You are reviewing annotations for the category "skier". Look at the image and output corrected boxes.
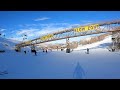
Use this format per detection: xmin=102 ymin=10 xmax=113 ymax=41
xmin=87 ymin=48 xmax=89 ymax=54
xmin=43 ymin=49 xmax=45 ymax=52
xmin=24 ymin=51 xmax=26 ymax=54
xmin=45 ymin=49 xmax=47 ymax=53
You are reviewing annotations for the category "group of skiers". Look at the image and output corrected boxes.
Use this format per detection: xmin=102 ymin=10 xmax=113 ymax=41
xmin=24 ymin=50 xmax=38 ymax=55
xmin=23 ymin=48 xmax=89 ymax=55
xmin=43 ymin=49 xmax=48 ymax=53
xmin=24 ymin=49 xmax=48 ymax=56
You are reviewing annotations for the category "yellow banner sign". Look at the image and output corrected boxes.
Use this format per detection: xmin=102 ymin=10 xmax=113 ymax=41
xmin=40 ymin=34 xmax=53 ymax=41
xmin=74 ymin=24 xmax=99 ymax=32
xmin=25 ymin=41 xmax=31 ymax=44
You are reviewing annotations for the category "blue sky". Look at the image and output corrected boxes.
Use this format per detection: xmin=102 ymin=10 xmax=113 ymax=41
xmin=0 ymin=11 xmax=120 ymax=43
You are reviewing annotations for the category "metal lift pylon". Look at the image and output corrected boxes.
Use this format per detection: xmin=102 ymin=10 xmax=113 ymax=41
xmin=66 ymin=38 xmax=70 ymax=53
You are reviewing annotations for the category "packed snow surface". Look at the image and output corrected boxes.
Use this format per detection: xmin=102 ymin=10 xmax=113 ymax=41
xmin=0 ymin=36 xmax=120 ymax=79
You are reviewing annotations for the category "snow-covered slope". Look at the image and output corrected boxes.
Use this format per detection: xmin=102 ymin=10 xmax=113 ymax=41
xmin=75 ymin=35 xmax=112 ymax=50
xmin=0 ymin=37 xmax=20 ymax=51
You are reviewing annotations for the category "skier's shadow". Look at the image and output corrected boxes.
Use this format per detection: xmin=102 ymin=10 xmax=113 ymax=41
xmin=73 ymin=62 xmax=85 ymax=79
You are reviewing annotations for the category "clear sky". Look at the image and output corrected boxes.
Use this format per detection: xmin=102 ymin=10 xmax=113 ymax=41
xmin=0 ymin=11 xmax=120 ymax=43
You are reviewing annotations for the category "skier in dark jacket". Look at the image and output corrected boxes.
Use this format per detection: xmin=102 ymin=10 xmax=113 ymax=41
xmin=43 ymin=49 xmax=45 ymax=52
xmin=24 ymin=51 xmax=26 ymax=54
xmin=87 ymin=48 xmax=89 ymax=54
xmin=46 ymin=49 xmax=48 ymax=53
